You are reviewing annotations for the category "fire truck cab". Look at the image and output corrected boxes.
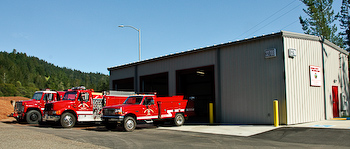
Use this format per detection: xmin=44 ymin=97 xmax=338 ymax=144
xmin=9 ymin=89 xmax=65 ymax=124
xmin=102 ymin=94 xmax=191 ymax=132
xmin=42 ymin=86 xmax=133 ymax=128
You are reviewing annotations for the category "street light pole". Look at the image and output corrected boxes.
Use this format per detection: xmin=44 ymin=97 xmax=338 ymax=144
xmin=118 ymin=25 xmax=141 ymax=61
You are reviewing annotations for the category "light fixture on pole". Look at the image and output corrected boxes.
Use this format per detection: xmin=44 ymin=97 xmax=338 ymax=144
xmin=118 ymin=25 xmax=141 ymax=61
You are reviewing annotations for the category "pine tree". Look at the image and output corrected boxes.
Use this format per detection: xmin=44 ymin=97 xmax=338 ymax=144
xmin=339 ymin=0 xmax=350 ymax=51
xmin=299 ymin=0 xmax=344 ymax=47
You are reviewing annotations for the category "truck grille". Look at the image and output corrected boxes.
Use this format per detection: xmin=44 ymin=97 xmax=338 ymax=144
xmin=14 ymin=102 xmax=24 ymax=112
xmin=45 ymin=103 xmax=53 ymax=111
xmin=103 ymin=109 xmax=115 ymax=116
xmin=93 ymin=99 xmax=103 ymax=116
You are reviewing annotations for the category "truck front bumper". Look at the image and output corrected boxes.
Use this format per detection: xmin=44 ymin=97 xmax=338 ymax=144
xmin=101 ymin=115 xmax=124 ymax=122
xmin=8 ymin=112 xmax=24 ymax=120
xmin=42 ymin=114 xmax=60 ymax=122
xmin=8 ymin=113 xmax=15 ymax=117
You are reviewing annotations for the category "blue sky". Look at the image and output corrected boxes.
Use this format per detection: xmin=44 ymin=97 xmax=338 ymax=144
xmin=0 ymin=0 xmax=343 ymax=75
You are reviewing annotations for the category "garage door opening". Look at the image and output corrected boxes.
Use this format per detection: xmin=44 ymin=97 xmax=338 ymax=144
xmin=176 ymin=65 xmax=215 ymax=123
xmin=140 ymin=72 xmax=169 ymax=96
xmin=113 ymin=77 xmax=134 ymax=91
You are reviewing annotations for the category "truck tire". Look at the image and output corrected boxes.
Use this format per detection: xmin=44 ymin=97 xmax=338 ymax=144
xmin=26 ymin=110 xmax=41 ymax=124
xmin=123 ymin=116 xmax=136 ymax=132
xmin=174 ymin=113 xmax=185 ymax=126
xmin=60 ymin=113 xmax=76 ymax=128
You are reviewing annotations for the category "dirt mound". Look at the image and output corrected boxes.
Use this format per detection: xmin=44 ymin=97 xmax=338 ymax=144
xmin=0 ymin=96 xmax=30 ymax=120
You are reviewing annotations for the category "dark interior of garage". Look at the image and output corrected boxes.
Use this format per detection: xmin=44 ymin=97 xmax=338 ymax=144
xmin=176 ymin=65 xmax=215 ymax=123
xmin=140 ymin=72 xmax=169 ymax=96
xmin=113 ymin=77 xmax=134 ymax=91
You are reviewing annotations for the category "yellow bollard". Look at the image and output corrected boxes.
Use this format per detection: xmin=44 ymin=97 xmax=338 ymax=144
xmin=209 ymin=103 xmax=214 ymax=124
xmin=273 ymin=100 xmax=279 ymax=127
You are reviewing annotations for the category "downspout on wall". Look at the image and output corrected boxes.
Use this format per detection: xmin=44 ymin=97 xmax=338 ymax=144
xmin=134 ymin=65 xmax=139 ymax=92
xmin=216 ymin=48 xmax=222 ymax=123
xmin=321 ymin=36 xmax=328 ymax=120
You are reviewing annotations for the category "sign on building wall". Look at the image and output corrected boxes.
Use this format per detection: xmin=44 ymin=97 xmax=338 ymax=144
xmin=265 ymin=48 xmax=277 ymax=58
xmin=265 ymin=48 xmax=277 ymax=59
xmin=310 ymin=65 xmax=322 ymax=87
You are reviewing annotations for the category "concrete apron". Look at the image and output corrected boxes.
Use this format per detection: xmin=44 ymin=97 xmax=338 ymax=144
xmin=158 ymin=119 xmax=350 ymax=137
xmin=158 ymin=125 xmax=277 ymax=137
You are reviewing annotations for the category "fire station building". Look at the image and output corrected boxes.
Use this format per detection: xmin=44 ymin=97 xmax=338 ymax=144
xmin=108 ymin=31 xmax=349 ymax=125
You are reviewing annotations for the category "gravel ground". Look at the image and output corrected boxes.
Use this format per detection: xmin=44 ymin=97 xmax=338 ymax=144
xmin=0 ymin=96 xmax=29 ymax=120
xmin=0 ymin=122 xmax=108 ymax=149
xmin=1 ymin=120 xmax=348 ymax=149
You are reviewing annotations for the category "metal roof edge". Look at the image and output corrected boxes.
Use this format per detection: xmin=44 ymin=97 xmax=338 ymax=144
xmin=109 ymin=31 xmax=349 ymax=71
xmin=281 ymin=30 xmax=349 ymax=55
xmin=107 ymin=47 xmax=210 ymax=71
xmin=108 ymin=32 xmax=283 ymax=71
xmin=280 ymin=30 xmax=319 ymax=41
xmin=323 ymin=40 xmax=349 ymax=55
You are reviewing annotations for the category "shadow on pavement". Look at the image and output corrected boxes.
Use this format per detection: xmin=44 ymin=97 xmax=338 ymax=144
xmin=83 ymin=124 xmax=159 ymax=132
xmin=2 ymin=121 xmax=18 ymax=124
xmin=251 ymin=127 xmax=350 ymax=146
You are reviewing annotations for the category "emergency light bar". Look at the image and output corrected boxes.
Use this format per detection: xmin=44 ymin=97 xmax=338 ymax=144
xmin=71 ymin=86 xmax=86 ymax=90
xmin=132 ymin=92 xmax=157 ymax=96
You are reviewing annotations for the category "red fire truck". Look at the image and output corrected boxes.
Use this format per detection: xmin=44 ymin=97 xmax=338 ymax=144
xmin=42 ymin=86 xmax=134 ymax=128
xmin=9 ymin=89 xmax=65 ymax=124
xmin=101 ymin=94 xmax=192 ymax=132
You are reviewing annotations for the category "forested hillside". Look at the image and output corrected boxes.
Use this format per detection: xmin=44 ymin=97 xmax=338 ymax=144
xmin=0 ymin=50 xmax=109 ymax=97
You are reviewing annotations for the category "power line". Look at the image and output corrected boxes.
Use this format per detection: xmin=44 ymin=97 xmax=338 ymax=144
xmin=235 ymin=0 xmax=301 ymax=39
xmin=234 ymin=0 xmax=297 ymax=40
xmin=281 ymin=15 xmax=307 ymax=30
xmin=244 ymin=2 xmax=303 ymax=39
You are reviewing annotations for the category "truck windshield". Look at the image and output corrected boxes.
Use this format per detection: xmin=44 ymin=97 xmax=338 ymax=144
xmin=62 ymin=92 xmax=77 ymax=101
xmin=123 ymin=96 xmax=143 ymax=105
xmin=32 ymin=93 xmax=43 ymax=101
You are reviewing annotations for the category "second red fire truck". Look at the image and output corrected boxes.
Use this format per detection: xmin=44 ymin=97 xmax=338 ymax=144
xmin=42 ymin=86 xmax=134 ymax=128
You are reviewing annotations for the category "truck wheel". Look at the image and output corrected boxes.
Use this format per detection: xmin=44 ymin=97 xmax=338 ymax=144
xmin=26 ymin=110 xmax=41 ymax=124
xmin=123 ymin=116 xmax=136 ymax=132
xmin=60 ymin=113 xmax=76 ymax=128
xmin=174 ymin=113 xmax=185 ymax=126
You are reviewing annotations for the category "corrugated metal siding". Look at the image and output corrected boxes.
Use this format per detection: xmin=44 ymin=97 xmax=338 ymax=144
xmin=137 ymin=50 xmax=216 ymax=76
xmin=323 ymin=43 xmax=350 ymax=118
xmin=109 ymin=66 xmax=135 ymax=89
xmin=109 ymin=31 xmax=349 ymax=125
xmin=220 ymin=36 xmax=285 ymax=124
xmin=283 ymin=37 xmax=324 ymax=124
xmin=342 ymin=54 xmax=350 ymax=116
xmin=138 ymin=50 xmax=216 ymax=96
xmin=110 ymin=50 xmax=216 ymax=96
